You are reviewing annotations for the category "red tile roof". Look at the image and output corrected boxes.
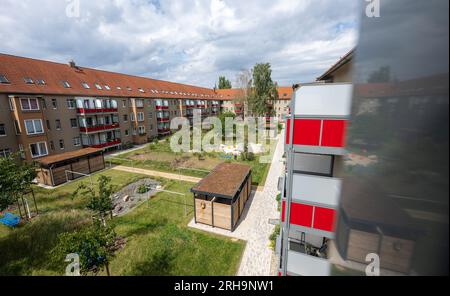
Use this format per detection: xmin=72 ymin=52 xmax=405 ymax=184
xmin=0 ymin=53 xmax=220 ymax=99
xmin=216 ymin=86 xmax=293 ymax=101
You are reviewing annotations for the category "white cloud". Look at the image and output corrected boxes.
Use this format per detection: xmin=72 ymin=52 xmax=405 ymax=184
xmin=0 ymin=0 xmax=360 ymax=87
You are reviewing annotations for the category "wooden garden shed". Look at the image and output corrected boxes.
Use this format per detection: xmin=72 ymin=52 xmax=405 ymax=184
xmin=191 ymin=163 xmax=252 ymax=231
xmin=36 ymin=148 xmax=105 ymax=187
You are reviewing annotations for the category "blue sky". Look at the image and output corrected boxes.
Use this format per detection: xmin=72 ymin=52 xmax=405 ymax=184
xmin=0 ymin=0 xmax=360 ymax=88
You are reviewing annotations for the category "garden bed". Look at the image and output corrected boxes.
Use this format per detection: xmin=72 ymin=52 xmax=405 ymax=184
xmin=112 ymin=179 xmax=161 ymax=217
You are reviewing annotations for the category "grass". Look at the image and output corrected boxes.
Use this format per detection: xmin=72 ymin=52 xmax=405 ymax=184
xmin=0 ymin=169 xmax=245 ymax=276
xmin=109 ymin=135 xmax=276 ymax=186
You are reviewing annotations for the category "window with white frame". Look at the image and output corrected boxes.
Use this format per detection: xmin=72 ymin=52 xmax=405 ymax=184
xmin=0 ymin=75 xmax=10 ymax=84
xmin=82 ymin=82 xmax=90 ymax=89
xmin=36 ymin=79 xmax=46 ymax=85
xmin=95 ymin=83 xmax=102 ymax=90
xmin=73 ymin=137 xmax=81 ymax=147
xmin=61 ymin=81 xmax=71 ymax=88
xmin=137 ymin=112 xmax=144 ymax=122
xmin=30 ymin=142 xmax=48 ymax=158
xmin=104 ymin=85 xmax=111 ymax=90
xmin=59 ymin=139 xmax=65 ymax=150
xmin=55 ymin=119 xmax=61 ymax=130
xmin=70 ymin=118 xmax=78 ymax=128
xmin=130 ymin=113 xmax=136 ymax=122
xmin=20 ymin=98 xmax=39 ymax=111
xmin=138 ymin=126 xmax=145 ymax=135
xmin=24 ymin=119 xmax=44 ymax=135
xmin=0 ymin=124 xmax=6 ymax=136
xmin=67 ymin=99 xmax=76 ymax=109
xmin=23 ymin=77 xmax=34 ymax=84
xmin=0 ymin=148 xmax=11 ymax=158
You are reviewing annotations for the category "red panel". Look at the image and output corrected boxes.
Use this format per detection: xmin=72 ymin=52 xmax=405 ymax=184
xmin=286 ymin=119 xmax=291 ymax=144
xmin=313 ymin=207 xmax=336 ymax=232
xmin=293 ymin=119 xmax=321 ymax=146
xmin=281 ymin=200 xmax=286 ymax=222
xmin=321 ymin=120 xmax=347 ymax=148
xmin=290 ymin=202 xmax=314 ymax=227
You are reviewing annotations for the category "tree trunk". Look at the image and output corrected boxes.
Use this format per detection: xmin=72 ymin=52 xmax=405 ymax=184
xmin=105 ymin=263 xmax=111 ymax=276
xmin=31 ymin=188 xmax=39 ymax=215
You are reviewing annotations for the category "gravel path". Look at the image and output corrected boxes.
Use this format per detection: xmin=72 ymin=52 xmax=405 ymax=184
xmin=112 ymin=165 xmax=202 ymax=183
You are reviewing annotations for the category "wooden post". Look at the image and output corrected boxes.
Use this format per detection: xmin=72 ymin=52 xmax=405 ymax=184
xmin=31 ymin=188 xmax=39 ymax=215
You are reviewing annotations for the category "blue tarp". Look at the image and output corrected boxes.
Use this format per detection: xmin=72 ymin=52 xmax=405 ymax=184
xmin=0 ymin=213 xmax=20 ymax=228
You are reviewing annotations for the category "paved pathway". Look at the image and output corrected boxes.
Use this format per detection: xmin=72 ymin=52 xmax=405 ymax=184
xmin=188 ymin=133 xmax=285 ymax=276
xmin=112 ymin=165 xmax=202 ymax=183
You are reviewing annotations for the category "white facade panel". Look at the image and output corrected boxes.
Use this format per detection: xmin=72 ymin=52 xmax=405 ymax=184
xmin=294 ymin=84 xmax=353 ymax=117
xmin=287 ymin=251 xmax=331 ymax=276
xmin=291 ymin=174 xmax=342 ymax=207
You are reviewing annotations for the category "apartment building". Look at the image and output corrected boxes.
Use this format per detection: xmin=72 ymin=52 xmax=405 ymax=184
xmin=216 ymin=87 xmax=292 ymax=121
xmin=0 ymin=53 xmax=224 ymax=162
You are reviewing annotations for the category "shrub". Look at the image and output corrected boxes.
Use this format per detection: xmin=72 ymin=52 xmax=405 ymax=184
xmin=137 ymin=184 xmax=149 ymax=194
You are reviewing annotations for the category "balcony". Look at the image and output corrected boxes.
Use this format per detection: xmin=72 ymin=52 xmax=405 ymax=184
xmin=77 ymin=107 xmax=118 ymax=114
xmin=157 ymin=117 xmax=170 ymax=123
xmin=88 ymin=139 xmax=122 ymax=149
xmin=155 ymin=105 xmax=169 ymax=110
xmin=79 ymin=123 xmax=120 ymax=133
xmin=286 ymin=250 xmax=330 ymax=276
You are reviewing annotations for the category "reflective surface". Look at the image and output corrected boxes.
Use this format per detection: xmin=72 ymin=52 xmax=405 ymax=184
xmin=337 ymin=0 xmax=449 ymax=275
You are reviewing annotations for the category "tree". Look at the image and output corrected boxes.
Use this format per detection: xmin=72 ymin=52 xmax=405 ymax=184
xmin=217 ymin=111 xmax=236 ymax=138
xmin=73 ymin=176 xmax=115 ymax=225
xmin=52 ymin=221 xmax=117 ymax=276
xmin=248 ymin=63 xmax=279 ymax=116
xmin=218 ymin=76 xmax=232 ymax=89
xmin=235 ymin=69 xmax=253 ymax=116
xmin=0 ymin=153 xmax=37 ymax=213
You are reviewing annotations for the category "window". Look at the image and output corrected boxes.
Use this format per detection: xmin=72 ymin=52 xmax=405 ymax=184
xmin=138 ymin=88 xmax=145 ymax=93
xmin=293 ymin=153 xmax=334 ymax=177
xmin=24 ymin=119 xmax=44 ymax=135
xmin=122 ymin=100 xmax=127 ymax=108
xmin=127 ymin=87 xmax=132 ymax=91
xmin=73 ymin=137 xmax=81 ymax=147
xmin=138 ymin=126 xmax=146 ymax=135
xmin=130 ymin=113 xmax=136 ymax=122
xmin=104 ymin=85 xmax=111 ymax=90
xmin=23 ymin=77 xmax=34 ymax=84
xmin=70 ymin=118 xmax=78 ymax=128
xmin=20 ymin=98 xmax=39 ymax=111
xmin=123 ymin=114 xmax=128 ymax=122
xmin=125 ymin=129 xmax=129 ymax=136
xmin=40 ymin=98 xmax=47 ymax=109
xmin=36 ymin=79 xmax=46 ymax=85
xmin=135 ymin=99 xmax=144 ymax=107
xmin=137 ymin=112 xmax=144 ymax=122
xmin=46 ymin=120 xmax=51 ymax=130
xmin=82 ymin=82 xmax=90 ymax=89
xmin=8 ymin=97 xmax=15 ymax=110
xmin=67 ymin=99 xmax=76 ymax=109
xmin=55 ymin=119 xmax=61 ymax=130
xmin=50 ymin=141 xmax=55 ymax=151
xmin=30 ymin=142 xmax=48 ymax=158
xmin=61 ymin=81 xmax=71 ymax=88
xmin=59 ymin=139 xmax=65 ymax=150
xmin=52 ymin=99 xmax=57 ymax=109
xmin=0 ymin=124 xmax=6 ymax=136
xmin=116 ymin=86 xmax=122 ymax=90
xmin=94 ymin=83 xmax=102 ymax=90
xmin=148 ymin=112 xmax=153 ymax=119
xmin=0 ymin=148 xmax=11 ymax=158
xmin=0 ymin=75 xmax=10 ymax=84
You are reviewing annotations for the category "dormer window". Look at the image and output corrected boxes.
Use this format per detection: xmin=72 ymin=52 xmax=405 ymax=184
xmin=0 ymin=75 xmax=10 ymax=84
xmin=104 ymin=85 xmax=111 ymax=90
xmin=36 ymin=79 xmax=46 ymax=85
xmin=94 ymin=83 xmax=102 ymax=90
xmin=127 ymin=87 xmax=132 ymax=91
xmin=138 ymin=88 xmax=145 ymax=93
xmin=61 ymin=81 xmax=71 ymax=88
xmin=24 ymin=77 xmax=34 ymax=84
xmin=116 ymin=86 xmax=122 ymax=90
xmin=82 ymin=82 xmax=90 ymax=89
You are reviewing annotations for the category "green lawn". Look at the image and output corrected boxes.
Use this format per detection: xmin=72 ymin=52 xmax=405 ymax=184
xmin=0 ymin=169 xmax=245 ymax=276
xmin=109 ymin=136 xmax=275 ymax=186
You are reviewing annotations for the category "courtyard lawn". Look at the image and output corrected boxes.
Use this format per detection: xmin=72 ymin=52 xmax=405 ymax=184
xmin=0 ymin=169 xmax=245 ymax=276
xmin=108 ymin=135 xmax=276 ymax=186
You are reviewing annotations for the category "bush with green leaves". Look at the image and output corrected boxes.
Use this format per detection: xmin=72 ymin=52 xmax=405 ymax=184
xmin=137 ymin=184 xmax=149 ymax=194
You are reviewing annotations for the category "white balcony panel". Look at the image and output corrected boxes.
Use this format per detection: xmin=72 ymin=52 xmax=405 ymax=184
xmin=287 ymin=251 xmax=330 ymax=276
xmin=291 ymin=174 xmax=341 ymax=207
xmin=294 ymin=84 xmax=353 ymax=117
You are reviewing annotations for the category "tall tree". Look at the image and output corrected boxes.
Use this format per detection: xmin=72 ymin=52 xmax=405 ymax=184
xmin=73 ymin=176 xmax=115 ymax=225
xmin=248 ymin=63 xmax=279 ymax=116
xmin=218 ymin=76 xmax=232 ymax=89
xmin=235 ymin=69 xmax=253 ymax=116
xmin=0 ymin=153 xmax=37 ymax=213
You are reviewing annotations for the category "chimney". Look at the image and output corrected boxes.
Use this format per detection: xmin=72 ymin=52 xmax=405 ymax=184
xmin=69 ymin=60 xmax=77 ymax=68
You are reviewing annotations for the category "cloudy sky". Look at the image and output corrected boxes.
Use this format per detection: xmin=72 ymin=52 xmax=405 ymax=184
xmin=0 ymin=0 xmax=360 ymax=88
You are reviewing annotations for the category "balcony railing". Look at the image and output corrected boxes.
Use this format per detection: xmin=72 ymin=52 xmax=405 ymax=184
xmin=156 ymin=105 xmax=169 ymax=110
xmin=87 ymin=139 xmax=121 ymax=149
xmin=79 ymin=123 xmax=120 ymax=133
xmin=286 ymin=250 xmax=330 ymax=276
xmin=157 ymin=117 xmax=170 ymax=123
xmin=77 ymin=107 xmax=118 ymax=114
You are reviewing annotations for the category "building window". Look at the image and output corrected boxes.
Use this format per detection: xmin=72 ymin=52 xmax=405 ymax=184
xmin=46 ymin=120 xmax=51 ymax=130
xmin=293 ymin=153 xmax=334 ymax=177
xmin=0 ymin=148 xmax=11 ymax=158
xmin=148 ymin=112 xmax=153 ymax=119
xmin=137 ymin=112 xmax=144 ymax=122
xmin=55 ymin=119 xmax=61 ymax=130
xmin=8 ymin=97 xmax=15 ymax=110
xmin=122 ymin=100 xmax=127 ymax=108
xmin=130 ymin=113 xmax=136 ymax=122
xmin=73 ymin=137 xmax=81 ymax=147
xmin=0 ymin=124 xmax=6 ymax=136
xmin=125 ymin=129 xmax=129 ymax=136
xmin=59 ymin=140 xmax=65 ymax=150
xmin=52 ymin=99 xmax=58 ymax=109
xmin=0 ymin=75 xmax=10 ymax=84
xmin=36 ymin=79 xmax=46 ymax=85
xmin=82 ymin=82 xmax=90 ymax=89
xmin=104 ymin=85 xmax=111 ymax=90
xmin=24 ymin=119 xmax=44 ymax=135
xmin=70 ymin=118 xmax=78 ymax=128
xmin=67 ymin=99 xmax=76 ymax=109
xmin=50 ymin=141 xmax=55 ymax=151
xmin=20 ymin=98 xmax=39 ymax=111
xmin=61 ymin=81 xmax=71 ymax=88
xmin=138 ymin=126 xmax=145 ymax=135
xmin=94 ymin=83 xmax=102 ymax=90
xmin=123 ymin=114 xmax=128 ymax=122
xmin=23 ymin=77 xmax=34 ymax=84
xmin=30 ymin=142 xmax=48 ymax=158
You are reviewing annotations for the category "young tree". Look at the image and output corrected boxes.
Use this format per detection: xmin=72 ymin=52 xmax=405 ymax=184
xmin=73 ymin=176 xmax=115 ymax=225
xmin=52 ymin=221 xmax=117 ymax=276
xmin=235 ymin=69 xmax=253 ymax=116
xmin=218 ymin=76 xmax=232 ymax=89
xmin=248 ymin=63 xmax=279 ymax=116
xmin=0 ymin=153 xmax=37 ymax=214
